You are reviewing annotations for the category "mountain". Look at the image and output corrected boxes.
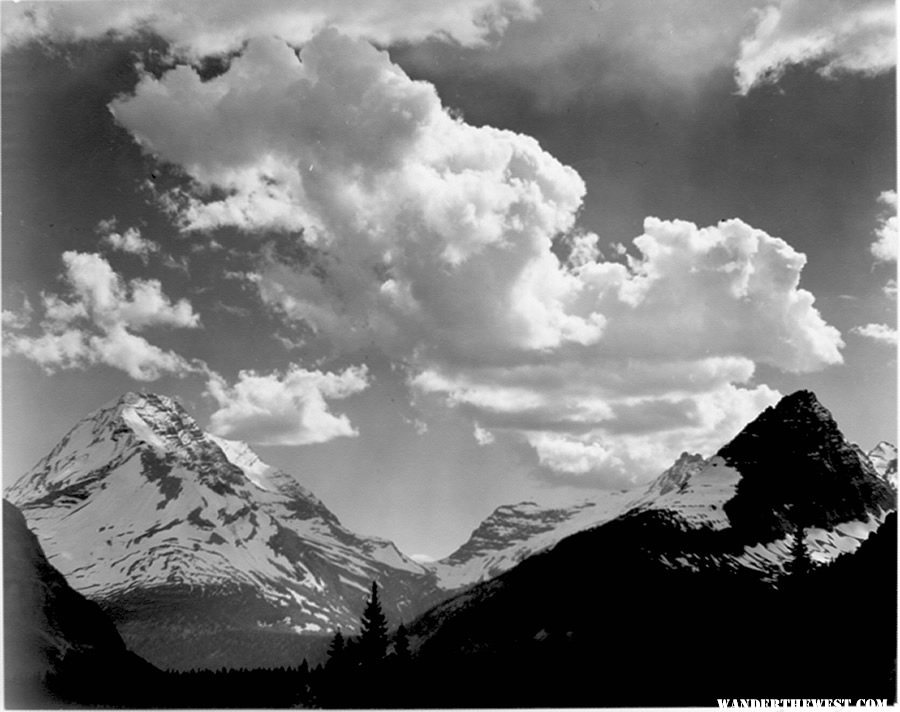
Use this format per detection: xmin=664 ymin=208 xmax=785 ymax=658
xmin=5 ymin=392 xmax=443 ymax=671
xmin=4 ymin=499 xmax=162 ymax=708
xmin=408 ymin=389 xmax=895 ymax=643
xmin=428 ymin=392 xmax=895 ymax=587
xmin=425 ymin=495 xmax=636 ymax=589
xmin=389 ymin=391 xmax=897 ymax=707
xmin=6 ymin=389 xmax=895 ymax=676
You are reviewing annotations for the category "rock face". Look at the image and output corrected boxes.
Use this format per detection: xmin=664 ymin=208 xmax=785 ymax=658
xmin=869 ymin=441 xmax=898 ymax=489
xmin=3 ymin=499 xmax=160 ymax=707
xmin=718 ymin=390 xmax=895 ymax=542
xmin=6 ymin=392 xmax=442 ymax=670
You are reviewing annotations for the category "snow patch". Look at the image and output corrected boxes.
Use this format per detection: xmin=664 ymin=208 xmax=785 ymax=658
xmin=120 ymin=406 xmax=169 ymax=452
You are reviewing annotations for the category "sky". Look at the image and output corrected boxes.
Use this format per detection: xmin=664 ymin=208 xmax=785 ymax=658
xmin=2 ymin=0 xmax=897 ymax=560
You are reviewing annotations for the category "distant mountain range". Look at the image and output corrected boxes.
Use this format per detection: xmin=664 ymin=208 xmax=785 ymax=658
xmin=5 ymin=389 xmax=897 ymax=675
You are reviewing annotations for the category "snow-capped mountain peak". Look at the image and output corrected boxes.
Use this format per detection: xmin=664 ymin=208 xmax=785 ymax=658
xmin=5 ymin=392 xmax=436 ymax=669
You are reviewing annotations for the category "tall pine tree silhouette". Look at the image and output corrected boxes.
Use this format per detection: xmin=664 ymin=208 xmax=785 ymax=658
xmin=327 ymin=629 xmax=345 ymax=662
xmin=359 ymin=580 xmax=389 ymax=666
xmin=788 ymin=522 xmax=812 ymax=578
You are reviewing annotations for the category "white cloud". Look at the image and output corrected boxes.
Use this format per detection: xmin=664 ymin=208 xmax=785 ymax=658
xmin=403 ymin=0 xmax=763 ymax=105
xmin=406 ymin=417 xmax=429 ymax=435
xmin=853 ymin=322 xmax=898 ymax=345
xmin=98 ymin=221 xmax=159 ymax=260
xmin=736 ymin=0 xmax=896 ymax=94
xmin=61 ymin=251 xmax=199 ymax=330
xmin=4 ymin=251 xmax=200 ymax=380
xmin=871 ymin=189 xmax=898 ymax=262
xmin=108 ymin=29 xmax=844 ymax=484
xmin=473 ymin=423 xmax=496 ymax=446
xmin=1 ymin=0 xmax=538 ymax=58
xmin=2 ymin=297 xmax=32 ymax=330
xmin=111 ymin=32 xmax=601 ymax=358
xmin=205 ymin=364 xmax=369 ymax=446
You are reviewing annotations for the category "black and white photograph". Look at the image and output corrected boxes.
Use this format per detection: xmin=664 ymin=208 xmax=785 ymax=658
xmin=2 ymin=0 xmax=897 ymax=708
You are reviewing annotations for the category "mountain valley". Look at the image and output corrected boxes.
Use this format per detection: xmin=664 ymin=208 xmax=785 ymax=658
xmin=4 ymin=388 xmax=897 ymax=706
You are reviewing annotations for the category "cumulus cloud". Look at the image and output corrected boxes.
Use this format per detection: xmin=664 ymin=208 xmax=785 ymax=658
xmin=205 ymin=364 xmax=369 ymax=445
xmin=108 ymin=29 xmax=844 ymax=484
xmin=871 ymin=190 xmax=898 ymax=262
xmin=853 ymin=322 xmax=898 ymax=345
xmin=736 ymin=0 xmax=896 ymax=94
xmin=2 ymin=0 xmax=537 ymax=57
xmin=3 ymin=251 xmax=200 ymax=380
xmin=98 ymin=220 xmax=159 ymax=261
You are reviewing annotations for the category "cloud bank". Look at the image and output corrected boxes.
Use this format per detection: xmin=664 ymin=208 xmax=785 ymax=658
xmin=2 ymin=0 xmax=537 ymax=57
xmin=736 ymin=0 xmax=896 ymax=94
xmin=105 ymin=29 xmax=848 ymax=483
xmin=4 ymin=251 xmax=200 ymax=380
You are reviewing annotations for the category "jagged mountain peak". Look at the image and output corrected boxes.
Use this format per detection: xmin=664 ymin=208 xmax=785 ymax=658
xmin=716 ymin=389 xmax=894 ymax=541
xmin=718 ymin=389 xmax=854 ymax=465
xmin=6 ymin=391 xmax=236 ymax=505
xmin=776 ymin=388 xmax=828 ymax=412
xmin=645 ymin=451 xmax=706 ymax=496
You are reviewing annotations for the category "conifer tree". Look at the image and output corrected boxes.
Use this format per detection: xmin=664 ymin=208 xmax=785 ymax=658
xmin=327 ymin=629 xmax=345 ymax=662
xmin=359 ymin=580 xmax=389 ymax=665
xmin=789 ymin=522 xmax=812 ymax=578
xmin=394 ymin=624 xmax=411 ymax=662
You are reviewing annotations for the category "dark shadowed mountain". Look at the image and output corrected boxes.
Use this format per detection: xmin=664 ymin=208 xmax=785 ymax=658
xmin=3 ymin=498 xmax=162 ymax=708
xmin=377 ymin=390 xmax=897 ymax=708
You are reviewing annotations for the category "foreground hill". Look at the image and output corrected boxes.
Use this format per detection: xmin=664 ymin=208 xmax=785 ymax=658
xmin=3 ymin=499 xmax=162 ymax=708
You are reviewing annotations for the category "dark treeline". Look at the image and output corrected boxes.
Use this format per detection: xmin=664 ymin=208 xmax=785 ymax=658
xmin=303 ymin=511 xmax=898 ymax=709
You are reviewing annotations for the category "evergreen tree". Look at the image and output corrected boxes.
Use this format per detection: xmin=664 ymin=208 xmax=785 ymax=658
xmin=393 ymin=624 xmax=411 ymax=662
xmin=359 ymin=580 xmax=389 ymax=665
xmin=788 ymin=522 xmax=812 ymax=578
xmin=327 ymin=629 xmax=345 ymax=662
